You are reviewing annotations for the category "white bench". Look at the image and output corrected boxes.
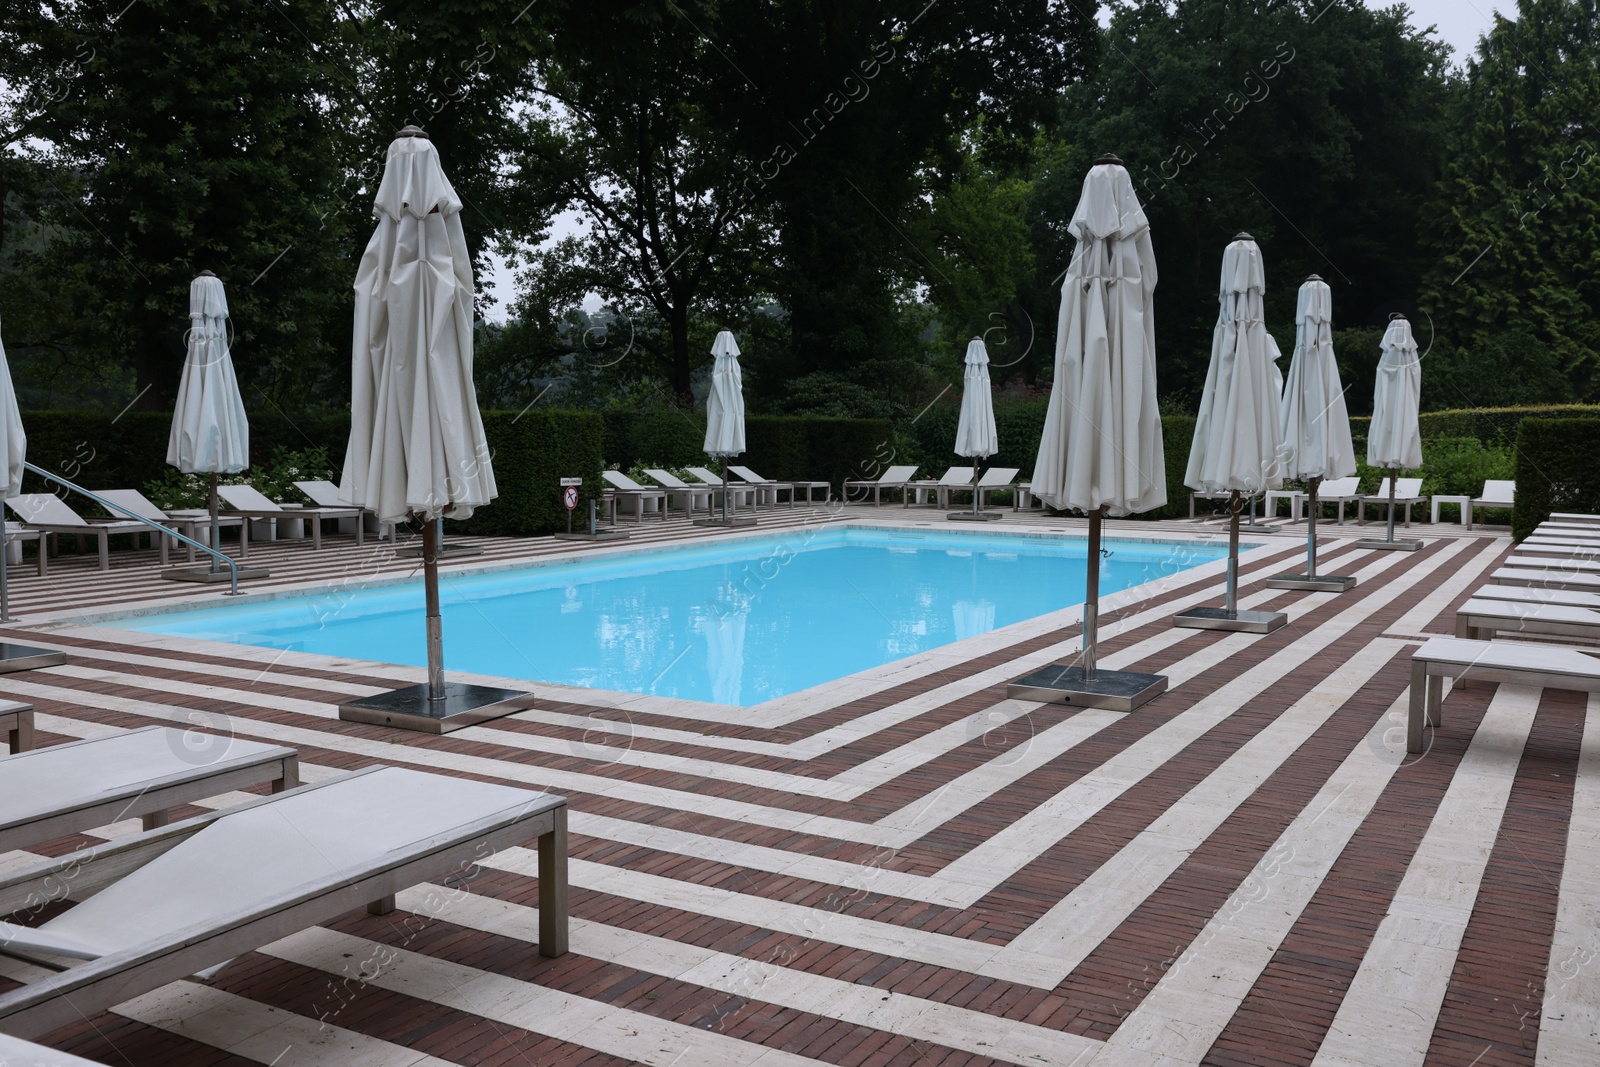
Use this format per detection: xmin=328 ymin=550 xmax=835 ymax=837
xmin=1408 ymin=637 xmax=1600 ymax=752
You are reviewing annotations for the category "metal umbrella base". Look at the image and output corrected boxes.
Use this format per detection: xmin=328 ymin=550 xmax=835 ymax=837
xmin=0 ymin=642 xmax=67 ymax=674
xmin=694 ymin=514 xmax=758 ymax=528
xmin=339 ymin=681 xmax=535 ymax=734
xmin=552 ymin=529 xmax=631 ymax=542
xmin=1007 ymin=664 xmax=1166 ymax=712
xmin=1356 ymin=537 xmax=1423 ymax=551
xmin=1265 ymin=572 xmax=1357 ymax=592
xmin=1173 ymin=605 xmax=1287 ymax=633
xmin=398 ymin=542 xmax=483 ymax=557
xmin=948 ymin=510 xmax=1004 ymax=522
xmin=162 ymin=565 xmax=270 ymax=584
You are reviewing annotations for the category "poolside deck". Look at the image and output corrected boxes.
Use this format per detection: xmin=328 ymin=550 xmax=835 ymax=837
xmin=2 ymin=505 xmax=1591 ymax=1067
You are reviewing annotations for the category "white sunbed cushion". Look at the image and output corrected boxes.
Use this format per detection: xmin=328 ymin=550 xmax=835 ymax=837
xmin=294 ymin=480 xmax=347 ymax=507
xmin=216 ymin=483 xmax=282 ymax=511
xmin=23 ymin=767 xmax=554 ymax=960
xmin=6 ymin=494 xmax=90 ymax=527
xmin=0 ymin=728 xmax=290 ymax=833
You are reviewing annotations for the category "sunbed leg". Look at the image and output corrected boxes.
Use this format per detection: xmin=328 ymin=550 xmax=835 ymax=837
xmin=142 ymin=809 xmax=170 ymax=830
xmin=98 ymin=531 xmax=109 ymax=571
xmin=1408 ymin=659 xmax=1428 ymax=753
xmin=368 ymin=894 xmax=396 ymax=915
xmin=8 ymin=710 xmax=32 ymax=753
xmin=274 ymin=754 xmax=300 ymax=792
xmin=1428 ymin=675 xmax=1444 ymax=727
xmin=539 ymin=806 xmax=569 ymax=957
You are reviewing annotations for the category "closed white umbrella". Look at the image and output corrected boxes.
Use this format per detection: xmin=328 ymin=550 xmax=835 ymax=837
xmin=167 ymin=271 xmax=250 ymax=575
xmin=1007 ymin=154 xmax=1167 ymax=712
xmin=0 ymin=315 xmax=24 ymax=622
xmin=1271 ymin=275 xmax=1357 ymax=590
xmin=1365 ymin=313 xmax=1424 ymax=547
xmin=952 ymin=338 xmax=1000 ymax=519
xmin=336 ymin=126 xmax=517 ymax=730
xmin=1176 ymin=233 xmax=1286 ymax=633
xmin=701 ymin=330 xmax=747 ymax=525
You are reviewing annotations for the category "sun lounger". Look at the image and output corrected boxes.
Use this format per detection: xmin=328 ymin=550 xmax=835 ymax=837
xmin=0 ymin=1032 xmax=110 ymax=1065
xmin=1471 ymin=583 xmax=1600 ymax=611
xmin=1505 ymin=554 xmax=1600 ymax=576
xmin=1515 ymin=540 xmax=1600 ymax=561
xmin=0 ymin=726 xmax=299 ymax=854
xmin=1272 ymin=476 xmax=1361 ymax=523
xmin=1551 ymin=513 xmax=1600 ymax=525
xmin=1456 ymin=596 xmax=1600 ymax=644
xmin=905 ymin=466 xmax=975 ymax=508
xmin=215 ymin=483 xmax=364 ymax=550
xmin=730 ymin=465 xmax=829 ymax=506
xmin=1491 ymin=565 xmax=1600 ymax=593
xmin=682 ymin=467 xmax=760 ymax=512
xmin=0 ymin=766 xmax=569 ymax=1038
xmin=642 ymin=469 xmax=715 ymax=515
xmin=294 ymin=479 xmax=393 ymax=539
xmin=842 ymin=464 xmax=920 ymax=505
xmin=1467 ymin=479 xmax=1516 ymax=528
xmin=1407 ymin=636 xmax=1600 ymax=752
xmin=2 ymin=699 xmax=32 ymax=753
xmin=1357 ymin=477 xmax=1425 ymax=527
xmin=5 ymin=494 xmax=151 ymax=571
xmin=956 ymin=466 xmax=1021 ymax=510
xmin=600 ymin=470 xmax=670 ymax=521
xmin=94 ymin=487 xmax=250 ymax=565
xmin=1533 ymin=522 xmax=1600 ymax=539
xmin=725 ymin=465 xmax=793 ymax=507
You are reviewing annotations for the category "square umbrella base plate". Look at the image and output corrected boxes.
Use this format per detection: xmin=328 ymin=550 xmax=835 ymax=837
xmin=1006 ymin=665 xmax=1167 ymax=712
xmin=1265 ymin=573 xmax=1358 ymax=592
xmin=0 ymin=643 xmax=67 ymax=673
xmin=1356 ymin=538 xmax=1424 ymax=552
xmin=1239 ymin=523 xmax=1278 ymax=534
xmin=694 ymin=515 xmax=759 ymax=527
xmin=161 ymin=566 xmax=271 ymax=584
xmin=339 ymin=682 xmax=534 ymax=734
xmin=552 ymin=529 xmax=632 ymax=542
xmin=1173 ymin=606 xmax=1288 ymax=633
xmin=948 ymin=511 xmax=1005 ymax=522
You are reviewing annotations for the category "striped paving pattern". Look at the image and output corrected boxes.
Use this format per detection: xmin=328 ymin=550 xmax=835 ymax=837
xmin=1 ymin=510 xmax=1594 ymax=1067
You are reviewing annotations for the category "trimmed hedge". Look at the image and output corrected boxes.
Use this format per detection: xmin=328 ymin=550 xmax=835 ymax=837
xmin=1349 ymin=404 xmax=1600 ymax=446
xmin=449 ymin=410 xmax=606 ymax=536
xmin=1512 ymin=418 xmax=1600 ymax=541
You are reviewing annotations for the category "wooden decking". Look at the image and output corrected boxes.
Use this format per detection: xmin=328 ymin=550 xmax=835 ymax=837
xmin=1 ymin=506 xmax=1591 ymax=1067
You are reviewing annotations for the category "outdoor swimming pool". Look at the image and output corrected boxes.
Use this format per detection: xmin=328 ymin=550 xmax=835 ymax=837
xmin=123 ymin=527 xmax=1229 ymax=706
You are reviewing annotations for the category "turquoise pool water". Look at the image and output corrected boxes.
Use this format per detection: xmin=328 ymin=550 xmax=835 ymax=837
xmin=123 ymin=528 xmax=1228 ymax=706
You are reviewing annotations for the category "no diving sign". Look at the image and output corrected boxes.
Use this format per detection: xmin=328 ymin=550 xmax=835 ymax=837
xmin=562 ymin=486 xmax=579 ymax=510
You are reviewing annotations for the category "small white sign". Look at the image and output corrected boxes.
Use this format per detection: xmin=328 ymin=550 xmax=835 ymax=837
xmin=559 ymin=477 xmax=583 ymax=486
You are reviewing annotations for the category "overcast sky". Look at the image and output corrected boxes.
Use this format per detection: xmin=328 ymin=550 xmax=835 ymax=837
xmin=479 ymin=1 xmax=1514 ymax=321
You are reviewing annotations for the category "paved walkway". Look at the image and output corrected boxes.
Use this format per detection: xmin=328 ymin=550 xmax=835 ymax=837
xmin=1 ymin=506 xmax=1590 ymax=1067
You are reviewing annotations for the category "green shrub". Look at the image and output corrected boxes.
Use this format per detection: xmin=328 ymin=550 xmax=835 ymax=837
xmin=447 ymin=410 xmax=607 ymax=537
xmin=1513 ymin=418 xmax=1600 ymax=540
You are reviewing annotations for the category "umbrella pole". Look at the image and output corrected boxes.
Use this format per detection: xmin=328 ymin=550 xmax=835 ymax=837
xmin=423 ymin=517 xmax=446 ymax=703
xmin=1385 ymin=467 xmax=1398 ymax=544
xmin=209 ymin=473 xmax=220 ymax=573
xmin=971 ymin=464 xmax=981 ymax=516
xmin=1306 ymin=476 xmax=1320 ymax=579
xmin=721 ymin=461 xmax=729 ymax=523
xmin=1083 ymin=507 xmax=1102 ymax=679
xmin=0 ymin=510 xmax=12 ymax=623
xmin=1226 ymin=490 xmax=1242 ymax=618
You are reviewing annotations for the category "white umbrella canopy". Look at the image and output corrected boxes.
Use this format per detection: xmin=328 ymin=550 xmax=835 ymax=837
xmin=1033 ymin=160 xmax=1165 ymax=517
xmin=1184 ymin=234 xmax=1285 ymax=495
xmin=1280 ymin=276 xmax=1356 ymax=481
xmin=703 ymin=330 xmax=746 ymax=457
xmin=339 ymin=130 xmax=496 ymax=525
xmin=167 ymin=273 xmax=248 ymax=475
xmin=1368 ymin=315 xmax=1423 ymax=470
xmin=0 ymin=315 xmax=25 ymax=499
xmin=954 ymin=338 xmax=999 ymax=459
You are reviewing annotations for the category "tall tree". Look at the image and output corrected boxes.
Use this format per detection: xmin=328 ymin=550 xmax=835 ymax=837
xmin=1048 ymin=0 xmax=1455 ymax=401
xmin=1421 ymin=0 xmax=1600 ymax=401
xmin=1 ymin=0 xmax=359 ymax=409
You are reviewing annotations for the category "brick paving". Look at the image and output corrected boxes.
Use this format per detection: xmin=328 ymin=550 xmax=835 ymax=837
xmin=0 ymin=507 xmax=1591 ymax=1066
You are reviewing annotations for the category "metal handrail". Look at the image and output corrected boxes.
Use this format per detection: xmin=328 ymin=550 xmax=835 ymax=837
xmin=19 ymin=462 xmax=242 ymax=595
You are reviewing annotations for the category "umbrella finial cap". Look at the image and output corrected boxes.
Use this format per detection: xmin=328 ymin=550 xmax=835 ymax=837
xmin=1305 ymin=273 xmax=1323 ymax=282
xmin=1233 ymin=231 xmax=1255 ymax=242
xmin=1093 ymin=152 xmax=1123 ymax=167
xmin=1389 ymin=311 xmax=1407 ymax=320
xmin=395 ymin=124 xmax=429 ymax=139
xmin=196 ymin=269 xmax=217 ymax=278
